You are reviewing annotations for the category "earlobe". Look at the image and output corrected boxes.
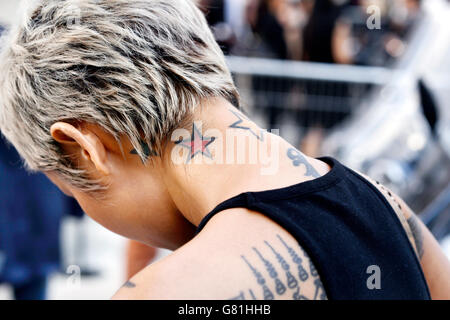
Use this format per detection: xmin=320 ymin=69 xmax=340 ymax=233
xmin=50 ymin=122 xmax=111 ymax=176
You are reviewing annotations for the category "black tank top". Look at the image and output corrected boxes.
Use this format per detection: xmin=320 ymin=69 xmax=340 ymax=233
xmin=196 ymin=157 xmax=431 ymax=300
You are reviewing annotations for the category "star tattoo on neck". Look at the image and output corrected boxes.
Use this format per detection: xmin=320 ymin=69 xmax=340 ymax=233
xmin=175 ymin=123 xmax=216 ymax=163
xmin=229 ymin=109 xmax=265 ymax=141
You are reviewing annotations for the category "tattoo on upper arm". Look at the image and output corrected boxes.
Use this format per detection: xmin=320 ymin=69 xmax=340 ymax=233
xmin=228 ymin=109 xmax=265 ymax=141
xmin=287 ymin=148 xmax=320 ymax=178
xmin=407 ymin=215 xmax=425 ymax=259
xmin=175 ymin=123 xmax=216 ymax=164
xmin=241 ymin=255 xmax=275 ymax=300
xmin=231 ymin=235 xmax=327 ymax=300
xmin=277 ymin=235 xmax=309 ymax=281
xmin=253 ymin=247 xmax=287 ymax=295
xmin=264 ymin=241 xmax=298 ymax=290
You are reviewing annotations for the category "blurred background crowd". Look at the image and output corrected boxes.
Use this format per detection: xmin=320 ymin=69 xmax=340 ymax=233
xmin=0 ymin=0 xmax=449 ymax=300
xmin=201 ymin=0 xmax=422 ymax=64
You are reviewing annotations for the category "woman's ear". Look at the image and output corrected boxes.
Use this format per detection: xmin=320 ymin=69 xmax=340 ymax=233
xmin=50 ymin=122 xmax=110 ymax=176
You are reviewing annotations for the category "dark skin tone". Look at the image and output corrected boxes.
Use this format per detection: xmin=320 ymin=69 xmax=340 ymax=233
xmin=46 ymin=97 xmax=450 ymax=299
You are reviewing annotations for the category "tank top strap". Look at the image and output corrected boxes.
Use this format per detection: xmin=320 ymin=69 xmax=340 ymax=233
xmin=196 ymin=193 xmax=252 ymax=234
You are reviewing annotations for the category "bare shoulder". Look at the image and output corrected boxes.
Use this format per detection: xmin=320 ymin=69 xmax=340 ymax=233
xmin=113 ymin=207 xmax=327 ymax=300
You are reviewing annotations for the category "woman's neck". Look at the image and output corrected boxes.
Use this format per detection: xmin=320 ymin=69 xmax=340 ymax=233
xmin=159 ymin=98 xmax=329 ymax=227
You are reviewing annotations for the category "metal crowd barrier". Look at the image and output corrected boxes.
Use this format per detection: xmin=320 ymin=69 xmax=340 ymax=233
xmin=226 ymin=56 xmax=393 ymax=144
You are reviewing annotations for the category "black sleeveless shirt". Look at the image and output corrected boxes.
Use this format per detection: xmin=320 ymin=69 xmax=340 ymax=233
xmin=196 ymin=157 xmax=431 ymax=300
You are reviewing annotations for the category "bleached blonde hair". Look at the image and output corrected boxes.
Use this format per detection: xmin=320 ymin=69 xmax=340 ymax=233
xmin=0 ymin=0 xmax=239 ymax=191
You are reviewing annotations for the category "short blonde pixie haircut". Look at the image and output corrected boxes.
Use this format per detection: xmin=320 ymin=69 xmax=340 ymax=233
xmin=0 ymin=0 xmax=239 ymax=191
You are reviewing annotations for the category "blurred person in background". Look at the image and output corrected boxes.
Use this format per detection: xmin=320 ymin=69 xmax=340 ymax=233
xmin=245 ymin=0 xmax=288 ymax=59
xmin=330 ymin=0 xmax=423 ymax=66
xmin=274 ymin=0 xmax=312 ymax=61
xmin=296 ymin=0 xmax=424 ymax=157
xmin=244 ymin=0 xmax=291 ymax=129
xmin=302 ymin=0 xmax=351 ymax=63
xmin=224 ymin=0 xmax=423 ymax=65
xmin=295 ymin=0 xmax=351 ymax=156
xmin=199 ymin=0 xmax=237 ymax=54
xmin=389 ymin=0 xmax=422 ymax=38
xmin=334 ymin=0 xmax=391 ymax=66
xmin=0 ymin=137 xmax=65 ymax=300
xmin=383 ymin=0 xmax=422 ymax=61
